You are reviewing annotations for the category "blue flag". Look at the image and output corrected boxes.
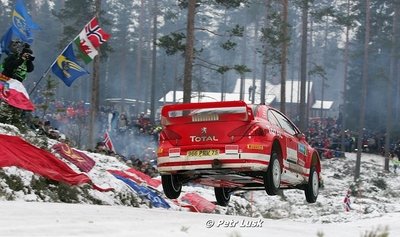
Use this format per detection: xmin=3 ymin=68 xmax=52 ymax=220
xmin=0 ymin=27 xmax=14 ymax=57
xmin=12 ymin=0 xmax=40 ymax=43
xmin=113 ymin=174 xmax=170 ymax=209
xmin=51 ymin=44 xmax=89 ymax=87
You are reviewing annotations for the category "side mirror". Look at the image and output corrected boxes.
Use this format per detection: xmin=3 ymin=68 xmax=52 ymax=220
xmin=296 ymin=133 xmax=306 ymax=141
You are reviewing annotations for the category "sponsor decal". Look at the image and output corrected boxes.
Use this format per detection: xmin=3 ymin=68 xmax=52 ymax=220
xmin=247 ymin=144 xmax=264 ymax=150
xmin=190 ymin=135 xmax=219 ymax=142
xmin=169 ymin=148 xmax=181 ymax=157
xmin=297 ymin=158 xmax=305 ymax=166
xmin=298 ymin=143 xmax=307 ymax=156
xmin=269 ymin=127 xmax=282 ymax=137
xmin=225 ymin=145 xmax=239 ymax=154
xmin=286 ymin=146 xmax=298 ymax=163
xmin=190 ymin=127 xmax=219 ymax=142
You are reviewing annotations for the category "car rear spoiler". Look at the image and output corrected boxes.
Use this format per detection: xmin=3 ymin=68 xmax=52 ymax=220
xmin=161 ymin=100 xmax=254 ymax=125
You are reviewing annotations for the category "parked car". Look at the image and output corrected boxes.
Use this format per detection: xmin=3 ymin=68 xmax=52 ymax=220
xmin=157 ymin=101 xmax=322 ymax=206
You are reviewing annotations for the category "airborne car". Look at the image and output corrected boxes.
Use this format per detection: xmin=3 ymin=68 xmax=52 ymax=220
xmin=157 ymin=101 xmax=321 ymax=206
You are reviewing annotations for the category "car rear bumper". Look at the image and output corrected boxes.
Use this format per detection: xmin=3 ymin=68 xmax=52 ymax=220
xmin=157 ymin=152 xmax=270 ymax=173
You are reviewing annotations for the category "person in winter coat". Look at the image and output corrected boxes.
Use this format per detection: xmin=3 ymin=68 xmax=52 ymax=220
xmin=1 ymin=42 xmax=34 ymax=82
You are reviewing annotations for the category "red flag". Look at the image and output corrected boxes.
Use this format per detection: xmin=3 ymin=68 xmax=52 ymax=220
xmin=0 ymin=77 xmax=34 ymax=111
xmin=343 ymin=190 xmax=351 ymax=212
xmin=109 ymin=168 xmax=161 ymax=189
xmin=103 ymin=131 xmax=116 ymax=153
xmin=181 ymin=192 xmax=216 ymax=213
xmin=52 ymin=143 xmax=96 ymax=172
xmin=85 ymin=17 xmax=110 ymax=48
xmin=0 ymin=134 xmax=91 ymax=185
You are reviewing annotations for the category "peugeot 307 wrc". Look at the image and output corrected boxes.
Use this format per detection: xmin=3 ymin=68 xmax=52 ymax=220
xmin=157 ymin=100 xmax=322 ymax=206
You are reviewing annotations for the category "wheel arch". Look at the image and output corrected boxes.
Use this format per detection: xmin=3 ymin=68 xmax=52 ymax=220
xmin=271 ymin=139 xmax=283 ymax=167
xmin=311 ymin=151 xmax=321 ymax=174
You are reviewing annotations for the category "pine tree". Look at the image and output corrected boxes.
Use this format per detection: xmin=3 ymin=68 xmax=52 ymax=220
xmin=158 ymin=0 xmax=250 ymax=103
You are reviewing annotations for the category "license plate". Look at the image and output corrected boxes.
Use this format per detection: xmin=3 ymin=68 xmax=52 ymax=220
xmin=187 ymin=149 xmax=219 ymax=157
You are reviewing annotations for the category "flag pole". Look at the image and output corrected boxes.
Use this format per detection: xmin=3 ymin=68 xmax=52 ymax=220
xmin=28 ymin=35 xmax=80 ymax=95
xmin=28 ymin=61 xmax=55 ymax=95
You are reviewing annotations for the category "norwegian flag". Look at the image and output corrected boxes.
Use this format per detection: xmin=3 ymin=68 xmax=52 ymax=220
xmin=343 ymin=190 xmax=352 ymax=212
xmin=85 ymin=17 xmax=110 ymax=48
xmin=103 ymin=131 xmax=116 ymax=153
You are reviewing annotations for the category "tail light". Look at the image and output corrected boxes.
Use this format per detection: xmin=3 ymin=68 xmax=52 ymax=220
xmin=248 ymin=126 xmax=266 ymax=136
xmin=159 ymin=129 xmax=181 ymax=143
xmin=228 ymin=124 xmax=266 ymax=142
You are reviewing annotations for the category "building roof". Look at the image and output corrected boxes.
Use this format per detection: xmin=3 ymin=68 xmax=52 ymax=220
xmin=158 ymin=90 xmax=276 ymax=104
xmin=311 ymin=100 xmax=334 ymax=110
xmin=159 ymin=79 xmax=313 ymax=105
xmin=233 ymin=79 xmax=313 ymax=103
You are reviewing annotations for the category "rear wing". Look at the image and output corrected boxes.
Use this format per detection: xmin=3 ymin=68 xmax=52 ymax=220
xmin=160 ymin=101 xmax=254 ymax=126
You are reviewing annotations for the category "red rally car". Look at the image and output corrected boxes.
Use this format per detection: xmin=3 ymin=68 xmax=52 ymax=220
xmin=157 ymin=101 xmax=322 ymax=206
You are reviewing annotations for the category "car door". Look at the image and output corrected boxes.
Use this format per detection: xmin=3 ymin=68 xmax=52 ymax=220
xmin=269 ymin=111 xmax=297 ymax=161
xmin=269 ymin=110 xmax=305 ymax=184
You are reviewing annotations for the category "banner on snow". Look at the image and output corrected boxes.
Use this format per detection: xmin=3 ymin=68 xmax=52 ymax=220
xmin=181 ymin=192 xmax=216 ymax=213
xmin=109 ymin=169 xmax=161 ymax=190
xmin=125 ymin=168 xmax=161 ymax=189
xmin=0 ymin=134 xmax=90 ymax=185
xmin=0 ymin=134 xmax=112 ymax=191
xmin=52 ymin=143 xmax=95 ymax=172
xmin=112 ymin=173 xmax=170 ymax=209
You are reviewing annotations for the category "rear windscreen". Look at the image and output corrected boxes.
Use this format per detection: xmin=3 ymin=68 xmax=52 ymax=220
xmin=164 ymin=106 xmax=249 ymax=124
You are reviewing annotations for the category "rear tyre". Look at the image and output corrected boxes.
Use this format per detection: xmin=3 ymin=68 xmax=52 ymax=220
xmin=305 ymin=166 xmax=319 ymax=203
xmin=161 ymin=174 xmax=182 ymax=199
xmin=214 ymin=187 xmax=231 ymax=206
xmin=264 ymin=152 xmax=281 ymax=195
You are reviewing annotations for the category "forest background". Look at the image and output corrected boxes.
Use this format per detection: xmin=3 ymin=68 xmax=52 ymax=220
xmin=0 ymin=0 xmax=398 ymax=150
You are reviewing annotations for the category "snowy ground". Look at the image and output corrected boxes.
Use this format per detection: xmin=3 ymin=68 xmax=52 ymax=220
xmin=1 ymin=123 xmax=400 ymax=236
xmin=0 ymin=201 xmax=399 ymax=237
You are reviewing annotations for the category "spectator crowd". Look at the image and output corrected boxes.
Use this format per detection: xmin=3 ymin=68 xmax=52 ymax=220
xmin=307 ymin=117 xmax=391 ymax=159
xmin=23 ymin=98 xmax=161 ymax=177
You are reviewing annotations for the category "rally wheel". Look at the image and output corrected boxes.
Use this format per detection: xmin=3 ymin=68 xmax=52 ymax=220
xmin=214 ymin=187 xmax=231 ymax=206
xmin=264 ymin=151 xmax=281 ymax=195
xmin=305 ymin=166 xmax=319 ymax=203
xmin=161 ymin=174 xmax=182 ymax=199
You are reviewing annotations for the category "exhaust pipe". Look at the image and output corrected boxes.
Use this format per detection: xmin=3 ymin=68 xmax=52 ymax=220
xmin=212 ymin=159 xmax=222 ymax=169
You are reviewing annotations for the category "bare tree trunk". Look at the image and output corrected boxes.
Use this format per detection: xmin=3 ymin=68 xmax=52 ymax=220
xmin=251 ymin=18 xmax=259 ymax=104
xmin=220 ymin=72 xmax=226 ymax=101
xmin=135 ymin=0 xmax=145 ymax=113
xmin=144 ymin=36 xmax=151 ymax=113
xmin=280 ymin=0 xmax=288 ymax=113
xmin=395 ymin=3 xmax=400 ymax=121
xmin=384 ymin=1 xmax=399 ymax=171
xmin=240 ymin=26 xmax=247 ymax=101
xmin=220 ymin=10 xmax=227 ymax=102
xmin=307 ymin=19 xmax=313 ymax=123
xmin=355 ymin=0 xmax=371 ymax=181
xmin=183 ymin=0 xmax=196 ymax=103
xmin=150 ymin=0 xmax=158 ymax=123
xmin=320 ymin=20 xmax=328 ymax=119
xmin=341 ymin=0 xmax=351 ymax=154
xmin=88 ymin=0 xmax=101 ymax=149
xmin=173 ymin=54 xmax=178 ymax=103
xmin=260 ymin=0 xmax=270 ymax=104
xmin=299 ymin=0 xmax=309 ymax=131
xmin=120 ymin=30 xmax=127 ymax=112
